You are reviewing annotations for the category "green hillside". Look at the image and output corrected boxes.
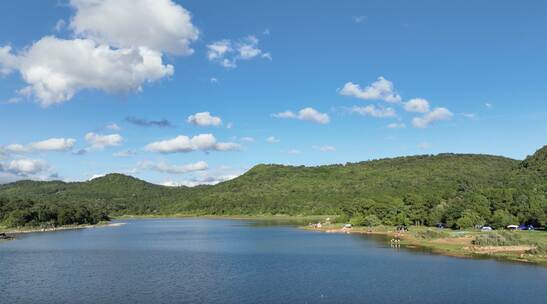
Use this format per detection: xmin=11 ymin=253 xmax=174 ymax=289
xmin=1 ymin=146 xmax=545 ymax=229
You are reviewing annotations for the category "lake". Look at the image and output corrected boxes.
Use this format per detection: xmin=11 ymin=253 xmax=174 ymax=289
xmin=1 ymin=218 xmax=546 ymax=304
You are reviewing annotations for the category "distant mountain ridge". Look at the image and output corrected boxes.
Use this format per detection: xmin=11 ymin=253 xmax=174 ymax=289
xmin=0 ymin=146 xmax=545 ymax=228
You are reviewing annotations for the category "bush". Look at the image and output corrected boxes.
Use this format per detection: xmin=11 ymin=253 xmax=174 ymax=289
xmin=414 ymin=228 xmax=450 ymax=240
xmin=472 ymin=231 xmax=523 ymax=246
xmin=334 ymin=214 xmax=350 ymax=223
xmin=349 ymin=215 xmax=366 ymax=226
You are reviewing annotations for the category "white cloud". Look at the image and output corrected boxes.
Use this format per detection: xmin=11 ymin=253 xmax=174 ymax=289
xmin=160 ymin=165 xmax=243 ymax=187
xmin=187 ymin=112 xmax=222 ymax=127
xmin=314 ymin=145 xmax=336 ymax=152
xmin=0 ymin=0 xmax=198 ymax=106
xmin=3 ymin=144 xmax=30 ymax=154
xmin=210 ymin=77 xmax=218 ymax=84
xmin=411 ymin=107 xmax=453 ymax=128
xmin=106 ymin=123 xmax=121 ymax=131
xmin=145 ymin=134 xmax=240 ymax=153
xmin=1 ymin=37 xmax=174 ymax=106
xmin=6 ymin=158 xmax=50 ymax=175
xmin=340 ymin=77 xmax=401 ymax=103
xmin=485 ymin=102 xmax=493 ymax=108
xmin=350 ymin=105 xmax=396 ymax=118
xmin=237 ymin=36 xmax=262 ymax=59
xmin=404 ymin=98 xmax=430 ymax=113
xmin=161 ymin=174 xmax=237 ymax=187
xmin=139 ymin=160 xmax=208 ymax=174
xmin=273 ymin=107 xmax=330 ymax=124
xmin=29 ymin=138 xmax=76 ymax=151
xmin=2 ymin=137 xmax=76 ymax=154
xmin=266 ymin=136 xmax=280 ymax=143
xmin=387 ymin=122 xmax=406 ymax=129
xmin=69 ymin=0 xmax=199 ymax=55
xmin=207 ymin=35 xmax=271 ymax=68
xmin=85 ymin=132 xmax=123 ymax=149
xmin=207 ymin=40 xmax=233 ymax=64
xmin=88 ymin=173 xmax=106 ymax=181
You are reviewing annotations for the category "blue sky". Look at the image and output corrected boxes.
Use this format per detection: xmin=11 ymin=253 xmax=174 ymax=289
xmin=0 ymin=0 xmax=546 ymax=185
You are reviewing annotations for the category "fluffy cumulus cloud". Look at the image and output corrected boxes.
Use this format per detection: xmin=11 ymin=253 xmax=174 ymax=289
xmin=207 ymin=35 xmax=271 ymax=68
xmin=340 ymin=77 xmax=401 ymax=103
xmin=69 ymin=0 xmax=198 ymax=55
xmin=1 ymin=137 xmax=76 ymax=154
xmin=139 ymin=160 xmax=208 ymax=174
xmin=30 ymin=138 xmax=76 ymax=151
xmin=0 ymin=0 xmax=198 ymax=106
xmin=85 ymin=132 xmax=123 ymax=149
xmin=350 ymin=105 xmax=396 ymax=118
xmin=411 ymin=107 xmax=453 ymax=128
xmin=187 ymin=112 xmax=222 ymax=127
xmin=0 ymin=157 xmax=57 ymax=183
xmin=272 ymin=107 xmax=330 ymax=124
xmin=1 ymin=38 xmax=174 ymax=106
xmin=145 ymin=134 xmax=240 ymax=153
xmin=4 ymin=158 xmax=50 ymax=176
xmin=404 ymin=98 xmax=430 ymax=113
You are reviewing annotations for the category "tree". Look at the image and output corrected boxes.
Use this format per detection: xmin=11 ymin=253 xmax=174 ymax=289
xmin=491 ymin=209 xmax=518 ymax=229
xmin=456 ymin=210 xmax=485 ymax=229
xmin=362 ymin=215 xmax=381 ymax=227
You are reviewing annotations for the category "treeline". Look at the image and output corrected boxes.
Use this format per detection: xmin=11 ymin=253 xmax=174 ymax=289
xmin=339 ymin=187 xmax=546 ymax=229
xmin=0 ymin=146 xmax=545 ymax=229
xmin=0 ymin=197 xmax=109 ymax=228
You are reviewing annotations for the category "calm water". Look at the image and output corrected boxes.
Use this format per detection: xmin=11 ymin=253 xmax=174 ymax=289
xmin=1 ymin=219 xmax=546 ymax=304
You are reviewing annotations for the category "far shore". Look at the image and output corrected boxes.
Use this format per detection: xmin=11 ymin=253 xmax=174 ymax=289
xmin=0 ymin=222 xmax=126 ymax=239
xmin=304 ymin=223 xmax=547 ymax=267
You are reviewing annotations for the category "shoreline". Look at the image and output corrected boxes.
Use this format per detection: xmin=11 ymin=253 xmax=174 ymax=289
xmin=304 ymin=224 xmax=547 ymax=267
xmin=0 ymin=222 xmax=125 ymax=240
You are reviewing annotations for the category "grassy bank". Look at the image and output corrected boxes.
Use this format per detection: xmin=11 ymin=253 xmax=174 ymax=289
xmin=305 ymin=223 xmax=547 ymax=266
xmin=0 ymin=221 xmax=117 ymax=239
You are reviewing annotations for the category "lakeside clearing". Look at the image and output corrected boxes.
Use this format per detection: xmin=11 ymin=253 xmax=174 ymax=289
xmin=305 ymin=223 xmax=547 ymax=266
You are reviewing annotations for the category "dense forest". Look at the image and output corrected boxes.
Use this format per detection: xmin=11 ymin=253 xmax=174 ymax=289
xmin=0 ymin=146 xmax=545 ymax=230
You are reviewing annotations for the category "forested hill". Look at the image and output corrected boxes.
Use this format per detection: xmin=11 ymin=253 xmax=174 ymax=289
xmin=1 ymin=146 xmax=546 ymax=229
